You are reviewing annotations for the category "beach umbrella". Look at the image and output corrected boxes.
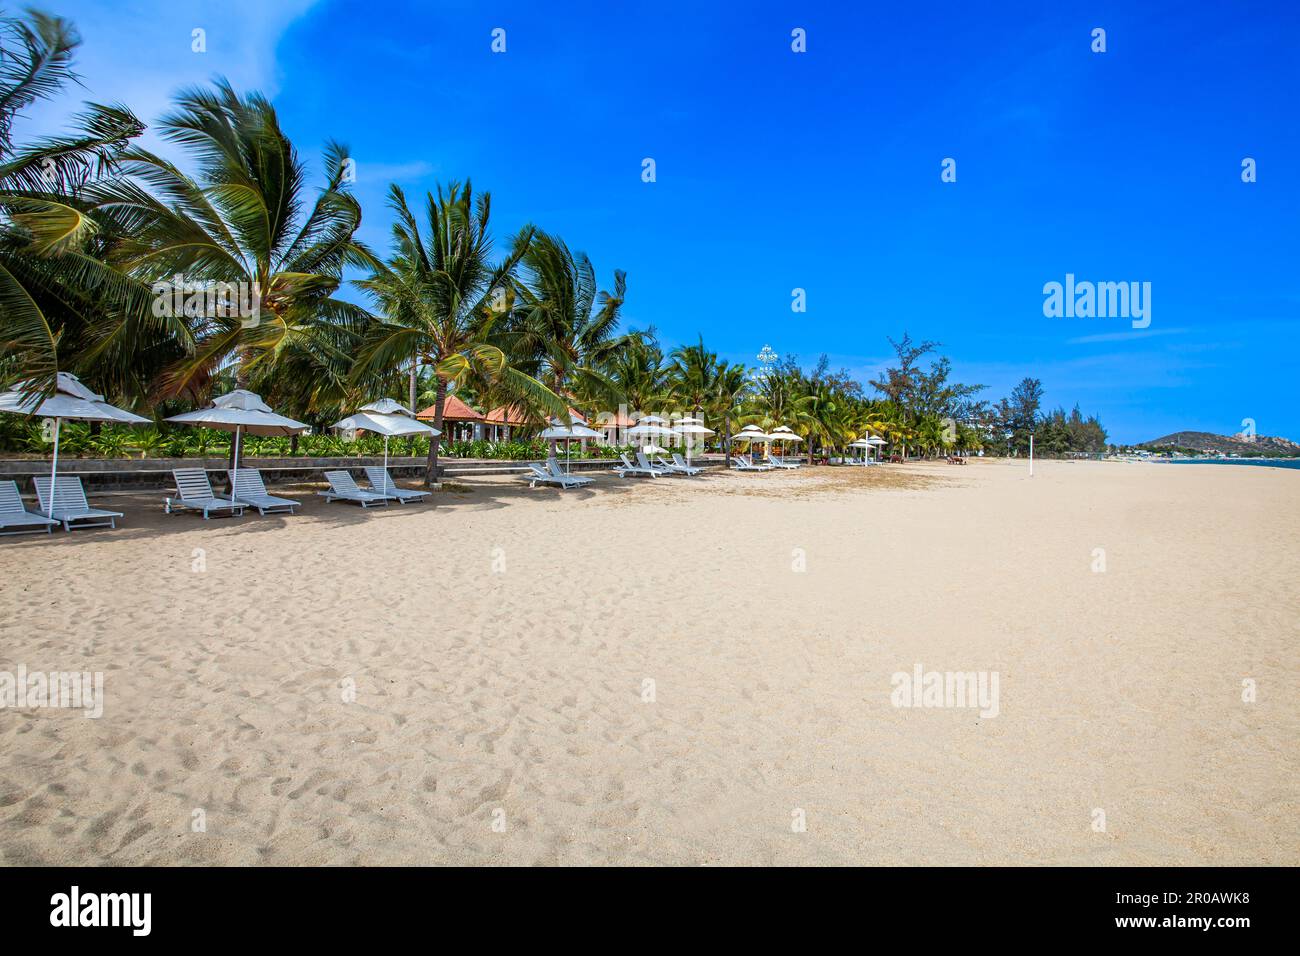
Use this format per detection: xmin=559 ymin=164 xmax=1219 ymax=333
xmin=539 ymin=416 xmax=603 ymax=473
xmin=851 ymin=436 xmax=887 ymax=465
xmin=729 ymin=425 xmax=771 ymax=467
xmin=333 ymin=398 xmax=438 ymax=479
xmin=671 ymin=417 xmax=715 ymax=468
xmin=769 ymin=425 xmax=804 ymax=461
xmin=165 ymin=390 xmax=310 ymax=491
xmin=732 ymin=425 xmax=769 ymax=449
xmin=627 ymin=423 xmax=675 ymax=441
xmin=628 ymin=418 xmax=681 ymax=469
xmin=0 ymin=373 xmax=150 ymax=516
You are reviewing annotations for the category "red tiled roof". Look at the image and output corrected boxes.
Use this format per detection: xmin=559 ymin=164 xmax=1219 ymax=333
xmin=478 ymin=405 xmax=608 ymax=427
xmin=482 ymin=404 xmax=530 ymax=426
xmin=416 ymin=395 xmax=484 ymax=422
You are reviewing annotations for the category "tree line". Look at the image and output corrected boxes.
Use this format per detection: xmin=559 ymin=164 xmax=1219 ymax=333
xmin=0 ymin=8 xmax=1107 ymax=480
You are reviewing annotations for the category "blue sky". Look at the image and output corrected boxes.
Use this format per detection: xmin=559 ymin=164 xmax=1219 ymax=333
xmin=25 ymin=0 xmax=1300 ymax=442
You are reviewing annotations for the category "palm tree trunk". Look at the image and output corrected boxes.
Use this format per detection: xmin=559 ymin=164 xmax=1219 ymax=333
xmin=723 ymin=413 xmax=732 ymax=468
xmin=426 ymin=378 xmax=447 ymax=488
xmin=409 ymin=361 xmax=418 ymax=413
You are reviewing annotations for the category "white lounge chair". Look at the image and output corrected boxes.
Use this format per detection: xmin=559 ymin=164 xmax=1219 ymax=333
xmin=657 ymin=454 xmax=701 ymax=476
xmin=166 ymin=468 xmax=245 ymax=519
xmin=670 ymin=453 xmax=704 ymax=476
xmin=636 ymin=451 xmax=674 ymax=476
xmin=228 ymin=469 xmax=300 ymax=515
xmin=363 ymin=466 xmax=430 ymax=503
xmin=318 ymin=470 xmax=393 ymax=508
xmin=523 ymin=463 xmax=587 ymax=489
xmin=612 ymin=452 xmax=661 ymax=478
xmin=0 ymin=480 xmax=57 ymax=535
xmin=765 ymin=453 xmax=799 ymax=470
xmin=729 ymin=455 xmax=770 ymax=471
xmin=548 ymin=457 xmax=593 ymax=485
xmin=33 ymin=476 xmax=124 ymax=531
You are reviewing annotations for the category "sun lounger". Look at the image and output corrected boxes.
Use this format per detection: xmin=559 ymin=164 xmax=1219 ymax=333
xmin=318 ymin=470 xmax=393 ymax=507
xmin=228 ymin=469 xmax=300 ymax=515
xmin=165 ymin=468 xmax=245 ymax=519
xmin=765 ymin=454 xmax=799 ymax=469
xmin=656 ymin=454 xmax=702 ymax=476
xmin=33 ymin=476 xmax=124 ymax=531
xmin=523 ymin=463 xmax=587 ymax=489
xmin=671 ymin=453 xmax=704 ymax=475
xmin=612 ymin=452 xmax=662 ymax=478
xmin=729 ymin=454 xmax=771 ymax=471
xmin=635 ymin=451 xmax=673 ymax=476
xmin=363 ymin=466 xmax=430 ymax=503
xmin=548 ymin=457 xmax=593 ymax=484
xmin=0 ymin=480 xmax=57 ymax=535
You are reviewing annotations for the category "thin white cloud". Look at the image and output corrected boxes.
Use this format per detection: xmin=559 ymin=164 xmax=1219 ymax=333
xmin=1066 ymin=327 xmax=1189 ymax=345
xmin=356 ymin=160 xmax=437 ymax=183
xmin=13 ymin=0 xmax=322 ymax=156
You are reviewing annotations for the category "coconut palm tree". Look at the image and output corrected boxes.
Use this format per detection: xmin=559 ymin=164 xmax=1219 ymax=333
xmin=89 ymin=79 xmax=374 ymax=408
xmin=353 ymin=181 xmax=567 ymax=485
xmin=708 ymin=361 xmax=749 ymax=467
xmin=606 ymin=327 xmax=669 ymax=416
xmin=0 ymin=7 xmax=149 ymax=396
xmin=667 ymin=336 xmax=718 ymax=418
xmin=510 ymin=231 xmax=627 ymax=412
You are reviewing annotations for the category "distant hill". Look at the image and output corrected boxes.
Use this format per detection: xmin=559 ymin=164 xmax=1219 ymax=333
xmin=1139 ymin=431 xmax=1300 ymax=457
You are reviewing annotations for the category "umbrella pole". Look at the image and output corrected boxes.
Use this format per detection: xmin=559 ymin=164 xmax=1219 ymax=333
xmin=46 ymin=417 xmax=61 ymax=518
xmin=231 ymin=424 xmax=241 ymax=497
xmin=383 ymin=435 xmax=389 ymax=481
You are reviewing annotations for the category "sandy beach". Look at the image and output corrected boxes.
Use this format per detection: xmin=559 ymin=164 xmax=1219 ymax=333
xmin=0 ymin=459 xmax=1296 ymax=866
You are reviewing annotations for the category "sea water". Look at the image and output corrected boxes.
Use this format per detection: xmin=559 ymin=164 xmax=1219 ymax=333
xmin=1167 ymin=459 xmax=1300 ymax=470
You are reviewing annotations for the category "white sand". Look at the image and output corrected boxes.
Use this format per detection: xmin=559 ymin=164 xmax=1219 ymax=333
xmin=0 ymin=459 xmax=1296 ymax=865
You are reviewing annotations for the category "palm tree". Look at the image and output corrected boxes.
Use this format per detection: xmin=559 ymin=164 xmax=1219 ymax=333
xmin=607 ymin=327 xmax=669 ymax=416
xmin=667 ymin=336 xmax=717 ymax=418
xmin=0 ymin=7 xmax=148 ymax=396
xmin=708 ymin=361 xmax=749 ymax=467
xmin=90 ymin=79 xmax=374 ymax=411
xmin=354 ymin=181 xmax=567 ymax=485
xmin=510 ymin=231 xmax=627 ymax=412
